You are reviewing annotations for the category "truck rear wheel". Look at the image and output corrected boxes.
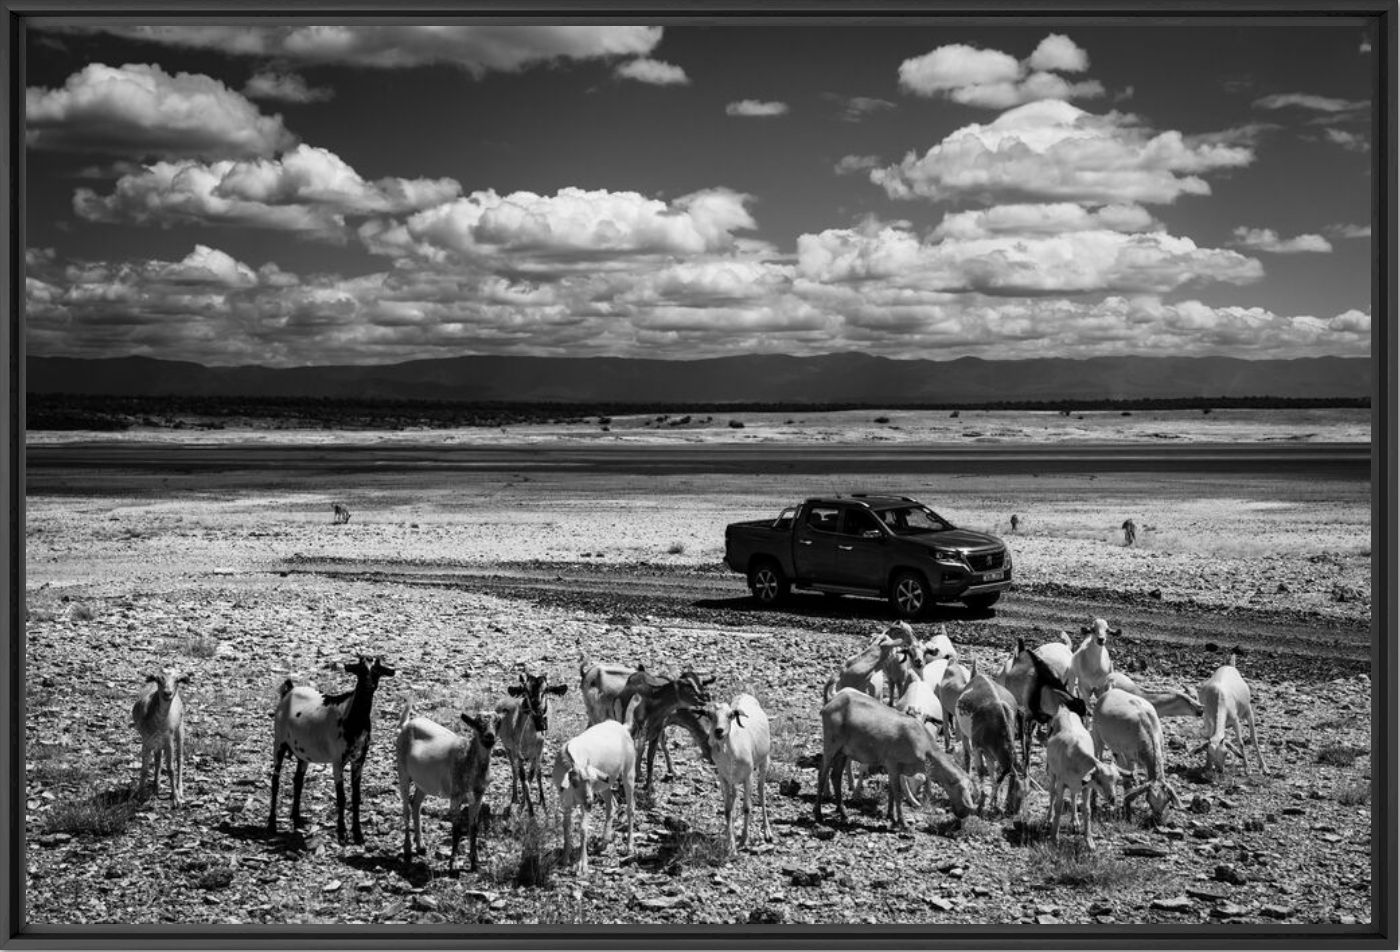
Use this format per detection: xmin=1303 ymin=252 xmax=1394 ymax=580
xmin=889 ymin=570 xmax=931 ymax=619
xmin=748 ymin=560 xmax=790 ymax=607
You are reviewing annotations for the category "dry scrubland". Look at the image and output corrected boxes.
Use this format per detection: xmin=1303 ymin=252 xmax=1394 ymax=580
xmin=22 ymin=411 xmax=1375 ymax=929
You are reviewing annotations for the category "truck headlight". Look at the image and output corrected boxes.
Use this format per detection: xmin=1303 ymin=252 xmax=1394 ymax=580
xmin=932 ymin=548 xmax=964 ymax=565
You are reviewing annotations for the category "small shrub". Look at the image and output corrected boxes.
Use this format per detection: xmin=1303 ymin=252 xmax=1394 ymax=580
xmin=188 ymin=734 xmax=238 ymax=764
xmin=67 ymin=602 xmax=96 ymax=623
xmin=182 ymin=634 xmax=218 ymax=658
xmin=1336 ymin=781 xmax=1370 ymax=806
xmin=665 ymin=825 xmax=729 ymax=872
xmin=1031 ymin=838 xmax=1145 ymax=888
xmin=728 ymin=420 xmax=745 ymax=429
xmin=1202 ymin=407 xmax=1213 ymax=415
xmin=874 ymin=416 xmax=891 ymax=424
xmin=1120 ymin=411 xmax=1132 ymax=417
xmin=949 ymin=410 xmax=960 ymax=418
xmin=45 ymin=786 xmax=142 ymax=837
xmin=667 ymin=542 xmax=686 ymax=555
xmin=1317 ymin=744 xmax=1366 ymax=767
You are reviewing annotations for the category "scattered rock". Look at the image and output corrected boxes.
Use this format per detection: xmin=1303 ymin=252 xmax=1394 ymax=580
xmin=778 ymin=779 xmax=801 ymax=797
xmin=1211 ymin=903 xmax=1251 ymax=919
xmin=1214 ymin=865 xmax=1249 ymax=886
xmin=636 ymin=896 xmax=687 ymax=911
xmin=1125 ymin=845 xmax=1170 ymax=858
xmin=1189 ymin=795 xmax=1211 ymax=814
xmin=1259 ymin=904 xmax=1295 ymax=919
xmin=412 ymin=895 xmax=438 ymax=912
xmin=747 ymin=906 xmax=784 ymax=924
xmin=927 ymin=896 xmax=955 ymax=912
xmin=1150 ymin=895 xmax=1194 ymax=913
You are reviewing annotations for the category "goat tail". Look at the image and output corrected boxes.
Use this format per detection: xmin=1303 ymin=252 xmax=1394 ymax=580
xmin=398 ymin=699 xmax=415 ymax=730
xmin=277 ymin=678 xmax=294 ymax=699
xmin=1227 ymin=648 xmax=1239 ymax=668
xmin=822 ymin=676 xmax=836 ymax=705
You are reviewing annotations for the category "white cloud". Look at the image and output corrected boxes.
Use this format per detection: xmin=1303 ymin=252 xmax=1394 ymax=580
xmin=797 ymin=222 xmax=1261 ymax=295
xmin=826 ymin=95 xmax=896 ymax=122
xmin=615 ymin=58 xmax=689 ymax=85
xmin=1321 ymin=128 xmax=1370 ymax=152
xmin=1252 ymin=92 xmax=1369 ymax=113
xmin=73 ymin=145 xmax=462 ymax=239
xmin=871 ymin=100 xmax=1254 ymax=205
xmin=1027 ymin=34 xmax=1090 ymax=73
xmin=899 ymin=35 xmax=1105 ymax=109
xmin=359 ymin=186 xmax=758 ymax=269
xmin=26 ymin=62 xmax=297 ymax=159
xmin=834 ymin=154 xmax=882 ymax=175
xmin=243 ymin=71 xmax=334 ymax=103
xmin=726 ymin=100 xmax=789 ymax=117
xmin=1231 ymin=227 xmax=1333 ymax=254
xmin=1325 ymin=223 xmax=1371 ymax=239
xmin=55 ymin=25 xmax=663 ymax=75
xmin=931 ymin=202 xmax=1158 ymax=239
xmin=1360 ymin=39 xmax=1372 ymax=53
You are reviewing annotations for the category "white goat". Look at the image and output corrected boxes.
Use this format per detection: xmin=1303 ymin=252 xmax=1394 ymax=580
xmin=269 ymin=655 xmax=395 ymax=844
xmin=894 ymin=675 xmax=945 ymax=804
xmin=552 ymin=720 xmax=637 ymax=875
xmin=496 ymin=671 xmax=568 ymax=815
xmin=1092 ymin=687 xmax=1182 ymax=822
xmin=934 ymin=661 xmax=972 ymax=752
xmin=817 ymin=688 xmax=977 ymax=827
xmin=131 ymin=667 xmax=190 ymax=805
xmin=1044 ymin=706 xmax=1120 ymax=848
xmin=954 ymin=673 xmax=1025 ymax=816
xmin=580 ymin=659 xmax=638 ymax=725
xmin=1105 ymin=671 xmax=1203 ymax=718
xmin=699 ymin=693 xmax=773 ymax=853
xmin=823 ymin=630 xmax=901 ymax=702
xmin=1194 ymin=654 xmax=1268 ymax=775
xmin=1069 ymin=618 xmax=1116 ymax=704
xmin=395 ymin=704 xmax=499 ymax=872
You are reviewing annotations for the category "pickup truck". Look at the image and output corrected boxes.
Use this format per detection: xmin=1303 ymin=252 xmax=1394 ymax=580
xmin=723 ymin=494 xmax=1012 ymax=618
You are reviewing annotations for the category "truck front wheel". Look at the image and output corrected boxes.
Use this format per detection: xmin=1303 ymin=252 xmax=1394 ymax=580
xmin=748 ymin=561 xmax=790 ymax=607
xmin=889 ymin=570 xmax=932 ymax=619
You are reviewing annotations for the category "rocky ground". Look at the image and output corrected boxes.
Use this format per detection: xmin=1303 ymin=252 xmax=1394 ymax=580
xmin=21 ymin=437 xmax=1376 ymax=930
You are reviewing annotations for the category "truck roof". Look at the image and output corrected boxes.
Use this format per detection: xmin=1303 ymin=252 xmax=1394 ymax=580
xmin=802 ymin=494 xmax=921 ymax=509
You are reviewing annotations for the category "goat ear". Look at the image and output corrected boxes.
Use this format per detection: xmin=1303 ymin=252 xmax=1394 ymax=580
xmin=144 ymin=673 xmax=158 ymax=683
xmin=1080 ymin=625 xmax=1091 ymax=635
xmin=547 ymin=683 xmax=568 ymax=696
xmin=702 ymin=676 xmax=716 ymax=686
xmin=177 ymin=673 xmax=192 ymax=685
xmin=507 ymin=684 xmax=525 ymax=697
xmin=1110 ymin=628 xmax=1122 ymax=637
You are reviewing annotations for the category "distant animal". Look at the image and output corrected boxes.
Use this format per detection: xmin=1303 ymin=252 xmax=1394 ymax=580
xmin=331 ymin=503 xmax=351 ymax=525
xmin=1010 ymin=514 xmax=1020 ymax=533
xmin=131 ymin=667 xmax=190 ymax=805
xmin=1121 ymin=519 xmax=1137 ymax=546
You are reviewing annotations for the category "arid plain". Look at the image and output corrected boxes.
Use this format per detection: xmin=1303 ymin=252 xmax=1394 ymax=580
xmin=22 ymin=408 xmax=1375 ymax=929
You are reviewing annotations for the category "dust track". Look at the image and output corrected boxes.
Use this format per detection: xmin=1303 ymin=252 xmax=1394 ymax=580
xmin=281 ymin=559 xmax=1370 ymax=681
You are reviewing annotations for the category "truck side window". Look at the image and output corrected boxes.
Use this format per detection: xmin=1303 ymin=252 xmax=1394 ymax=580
xmin=840 ymin=508 xmax=883 ymax=536
xmin=805 ymin=506 xmax=839 ymax=533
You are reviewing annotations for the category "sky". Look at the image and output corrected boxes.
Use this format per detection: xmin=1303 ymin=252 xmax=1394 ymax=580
xmin=22 ymin=21 xmax=1378 ymax=367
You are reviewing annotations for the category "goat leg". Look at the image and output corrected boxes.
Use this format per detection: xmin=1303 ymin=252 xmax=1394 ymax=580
xmin=291 ymin=758 xmax=309 ymax=830
xmin=350 ymin=758 xmax=365 ymax=845
xmin=268 ymin=744 xmax=286 ymax=832
xmin=332 ymin=762 xmax=348 ymax=843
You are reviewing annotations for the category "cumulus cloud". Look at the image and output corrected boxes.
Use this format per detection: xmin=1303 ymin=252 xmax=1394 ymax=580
xmin=73 ymin=144 xmax=462 ymax=239
xmin=26 ymin=62 xmax=297 ymax=159
xmin=359 ymin=186 xmax=758 ymax=270
xmin=931 ymin=202 xmax=1158 ymax=240
xmin=898 ymin=34 xmax=1105 ymax=109
xmin=726 ymin=100 xmax=789 ymax=117
xmin=1325 ymin=223 xmax=1371 ymax=240
xmin=54 ymin=25 xmax=663 ymax=75
xmin=797 ymin=221 xmax=1261 ymax=295
xmin=834 ymin=154 xmax=882 ymax=176
xmin=615 ymin=58 xmax=689 ymax=85
xmin=825 ymin=94 xmax=896 ymax=122
xmin=871 ymin=100 xmax=1254 ymax=205
xmin=1252 ymin=92 xmax=1369 ymax=113
xmin=1231 ymin=227 xmax=1333 ymax=254
xmin=1320 ymin=128 xmax=1370 ymax=152
xmin=243 ymin=71 xmax=334 ymax=103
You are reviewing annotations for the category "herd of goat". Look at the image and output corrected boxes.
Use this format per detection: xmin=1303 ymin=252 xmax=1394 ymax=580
xmin=128 ymin=619 xmax=1269 ymax=877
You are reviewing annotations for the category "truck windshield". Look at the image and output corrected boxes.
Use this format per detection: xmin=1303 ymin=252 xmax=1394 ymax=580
xmin=877 ymin=506 xmax=953 ymax=535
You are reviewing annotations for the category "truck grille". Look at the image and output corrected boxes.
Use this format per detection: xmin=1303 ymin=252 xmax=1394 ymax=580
xmin=966 ymin=551 xmax=1005 ymax=572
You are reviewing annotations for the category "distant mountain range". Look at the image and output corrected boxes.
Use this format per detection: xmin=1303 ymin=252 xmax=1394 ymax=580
xmin=26 ymin=353 xmax=1371 ymax=404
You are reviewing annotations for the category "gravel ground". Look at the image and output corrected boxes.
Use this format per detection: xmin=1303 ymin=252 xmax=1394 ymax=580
xmin=21 ymin=433 xmax=1376 ymax=931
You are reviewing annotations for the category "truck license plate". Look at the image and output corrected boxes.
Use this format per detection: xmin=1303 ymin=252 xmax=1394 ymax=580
xmin=981 ymin=570 xmax=1005 ymax=582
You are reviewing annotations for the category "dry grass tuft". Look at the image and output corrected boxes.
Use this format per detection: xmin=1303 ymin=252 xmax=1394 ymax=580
xmin=45 ymin=784 xmax=143 ymax=837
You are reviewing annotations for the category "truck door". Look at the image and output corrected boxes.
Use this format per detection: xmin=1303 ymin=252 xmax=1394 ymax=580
xmin=792 ymin=503 xmax=841 ymax=580
xmin=833 ymin=506 xmax=890 ymax=589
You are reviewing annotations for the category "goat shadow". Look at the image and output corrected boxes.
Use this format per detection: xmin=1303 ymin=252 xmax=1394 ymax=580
xmin=340 ymin=851 xmax=438 ymax=887
xmin=691 ymin=593 xmax=997 ymax=624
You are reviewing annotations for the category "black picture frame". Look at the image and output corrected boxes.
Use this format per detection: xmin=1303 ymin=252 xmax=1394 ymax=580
xmin=2 ymin=3 xmax=1395 ymax=948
